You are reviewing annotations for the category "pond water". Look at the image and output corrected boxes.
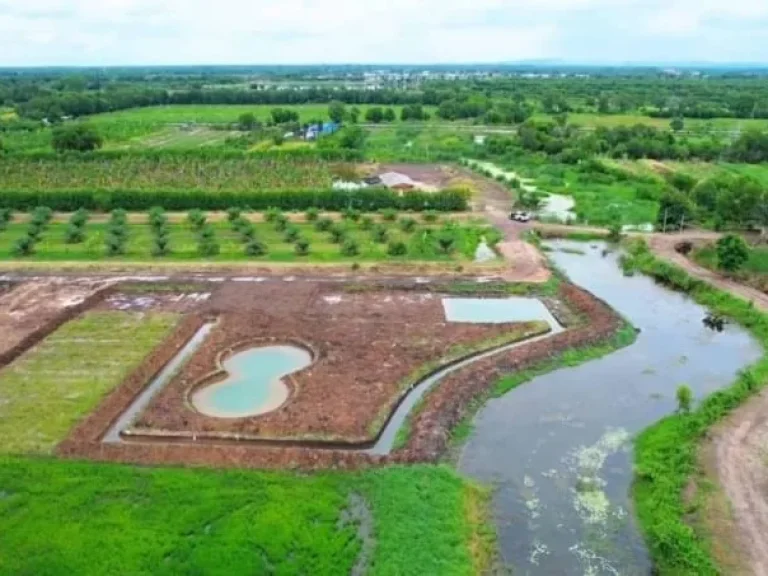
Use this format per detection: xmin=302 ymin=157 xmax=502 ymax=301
xmin=458 ymin=241 xmax=763 ymax=575
xmin=191 ymin=345 xmax=312 ymax=419
xmin=443 ymin=297 xmax=560 ymax=330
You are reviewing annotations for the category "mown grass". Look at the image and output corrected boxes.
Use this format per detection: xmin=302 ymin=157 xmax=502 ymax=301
xmin=0 ymin=219 xmax=493 ymax=263
xmin=0 ymin=458 xmax=484 ymax=576
xmin=624 ymin=239 xmax=768 ymax=575
xmin=0 ymin=311 xmax=178 ymax=454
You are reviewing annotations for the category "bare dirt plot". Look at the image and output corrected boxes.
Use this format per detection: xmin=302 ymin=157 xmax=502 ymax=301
xmin=0 ymin=279 xmax=112 ymax=362
xmin=132 ymin=281 xmax=548 ymax=444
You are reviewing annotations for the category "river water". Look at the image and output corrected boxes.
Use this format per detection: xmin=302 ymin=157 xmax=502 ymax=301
xmin=458 ymin=241 xmax=763 ymax=575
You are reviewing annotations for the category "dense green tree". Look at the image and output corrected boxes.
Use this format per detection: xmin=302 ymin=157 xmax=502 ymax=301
xmin=328 ymin=101 xmax=346 ymax=124
xmin=365 ymin=107 xmax=384 ymax=123
xmin=383 ymin=108 xmax=396 ymax=122
xmin=237 ymin=112 xmax=257 ymax=131
xmin=51 ymin=124 xmax=103 ymax=152
xmin=670 ymin=117 xmax=684 ymax=132
xmin=716 ymin=234 xmax=750 ymax=272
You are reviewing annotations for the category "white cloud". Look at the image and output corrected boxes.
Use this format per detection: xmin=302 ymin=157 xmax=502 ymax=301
xmin=0 ymin=0 xmax=765 ymax=65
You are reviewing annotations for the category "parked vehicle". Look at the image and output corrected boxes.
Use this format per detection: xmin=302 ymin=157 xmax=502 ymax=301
xmin=510 ymin=211 xmax=532 ymax=223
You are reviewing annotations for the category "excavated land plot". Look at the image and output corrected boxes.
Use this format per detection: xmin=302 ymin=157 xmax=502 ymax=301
xmin=56 ymin=278 xmax=623 ymax=470
xmin=0 ymin=278 xmax=113 ymax=365
xmin=126 ymin=281 xmax=548 ymax=443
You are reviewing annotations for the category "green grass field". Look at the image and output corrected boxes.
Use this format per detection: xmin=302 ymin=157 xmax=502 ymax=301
xmin=533 ymin=113 xmax=768 ymax=131
xmin=0 ymin=457 xmax=486 ymax=575
xmin=91 ymin=104 xmax=435 ymax=126
xmin=0 ymin=218 xmax=495 ymax=263
xmin=0 ymin=311 xmax=178 ymax=454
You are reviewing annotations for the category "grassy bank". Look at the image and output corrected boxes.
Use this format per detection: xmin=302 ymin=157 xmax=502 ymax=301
xmin=0 ymin=312 xmax=178 ymax=454
xmin=624 ymin=239 xmax=768 ymax=575
xmin=0 ymin=457 xmax=486 ymax=576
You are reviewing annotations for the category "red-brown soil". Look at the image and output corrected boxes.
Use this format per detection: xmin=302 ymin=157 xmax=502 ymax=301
xmin=132 ymin=282 xmax=546 ymax=443
xmin=57 ymin=278 xmax=623 ymax=471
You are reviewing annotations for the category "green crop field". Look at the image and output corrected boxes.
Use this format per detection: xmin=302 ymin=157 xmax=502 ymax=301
xmin=0 ymin=311 xmax=178 ymax=454
xmin=0 ymin=155 xmax=334 ymax=191
xmin=0 ymin=458 xmax=485 ymax=576
xmin=0 ymin=217 xmax=496 ymax=263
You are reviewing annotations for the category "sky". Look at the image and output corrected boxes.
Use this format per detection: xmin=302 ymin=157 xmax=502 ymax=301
xmin=1 ymin=0 xmax=768 ymax=66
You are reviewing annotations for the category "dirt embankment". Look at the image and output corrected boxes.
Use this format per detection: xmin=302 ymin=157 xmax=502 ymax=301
xmin=57 ymin=279 xmax=622 ymax=471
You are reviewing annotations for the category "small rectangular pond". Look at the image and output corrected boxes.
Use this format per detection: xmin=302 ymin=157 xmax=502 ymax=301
xmin=442 ymin=297 xmax=560 ymax=330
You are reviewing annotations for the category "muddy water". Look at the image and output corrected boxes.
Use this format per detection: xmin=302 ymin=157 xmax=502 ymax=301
xmin=458 ymin=241 xmax=763 ymax=575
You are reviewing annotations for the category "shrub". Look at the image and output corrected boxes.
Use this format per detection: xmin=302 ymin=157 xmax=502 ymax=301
xmin=198 ymin=225 xmax=215 ymax=242
xmin=716 ymin=234 xmax=749 ymax=273
xmin=315 ymin=217 xmax=333 ymax=232
xmin=381 ymin=208 xmax=397 ymax=221
xmin=198 ymin=239 xmax=220 ymax=257
xmin=12 ymin=236 xmax=35 ymax=256
xmin=245 ymin=238 xmax=268 ymax=256
xmin=238 ymin=224 xmax=255 ymax=242
xmin=283 ymin=226 xmax=300 ymax=243
xmin=0 ymin=208 xmax=13 ymax=225
xmin=70 ymin=208 xmax=89 ymax=228
xmin=151 ymin=235 xmax=171 ymax=257
xmin=436 ymin=233 xmax=456 ymax=254
xmin=676 ymin=384 xmax=693 ymax=414
xmin=360 ymin=215 xmax=375 ymax=231
xmin=105 ymin=233 xmax=126 ymax=256
xmin=107 ymin=223 xmax=127 ymax=240
xmin=372 ymin=225 xmax=389 ymax=244
xmin=187 ymin=209 xmax=206 ymax=230
xmin=342 ymin=208 xmax=361 ymax=222
xmin=273 ymin=213 xmax=289 ymax=232
xmin=264 ymin=207 xmax=282 ymax=223
xmin=31 ymin=206 xmax=53 ymax=226
xmin=329 ymin=224 xmax=347 ymax=244
xmin=110 ymin=208 xmax=127 ymax=226
xmin=26 ymin=222 xmax=44 ymax=241
xmin=226 ymin=207 xmax=242 ymax=223
xmin=341 ymin=238 xmax=360 ymax=256
xmin=305 ymin=207 xmax=320 ymax=221
xmin=399 ymin=217 xmax=417 ymax=233
xmin=64 ymin=223 xmax=86 ymax=244
xmin=422 ymin=210 xmax=439 ymax=223
xmin=387 ymin=240 xmax=407 ymax=256
xmin=295 ymin=237 xmax=310 ymax=256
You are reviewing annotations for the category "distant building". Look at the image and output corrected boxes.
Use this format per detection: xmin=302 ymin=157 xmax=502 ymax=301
xmin=305 ymin=121 xmax=340 ymax=140
xmin=379 ymin=172 xmax=416 ymax=191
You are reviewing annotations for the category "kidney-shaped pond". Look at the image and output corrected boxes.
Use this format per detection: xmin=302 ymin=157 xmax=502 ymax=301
xmin=191 ymin=345 xmax=312 ymax=419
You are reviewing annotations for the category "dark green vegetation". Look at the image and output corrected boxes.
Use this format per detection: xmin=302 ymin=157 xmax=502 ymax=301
xmin=624 ymin=239 xmax=768 ymax=575
xmin=693 ymin=240 xmax=768 ymax=294
xmin=0 ymin=212 xmax=494 ymax=263
xmin=0 ymin=458 xmax=485 ymax=576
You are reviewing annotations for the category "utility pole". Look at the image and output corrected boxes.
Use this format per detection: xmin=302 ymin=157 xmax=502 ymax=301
xmin=662 ymin=208 xmax=669 ymax=233
xmin=680 ymin=214 xmax=685 ymax=233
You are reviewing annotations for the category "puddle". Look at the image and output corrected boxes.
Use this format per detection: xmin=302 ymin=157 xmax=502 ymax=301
xmin=191 ymin=345 xmax=311 ymax=418
xmin=459 ymin=241 xmax=763 ymax=575
xmin=442 ymin=297 xmax=560 ymax=330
